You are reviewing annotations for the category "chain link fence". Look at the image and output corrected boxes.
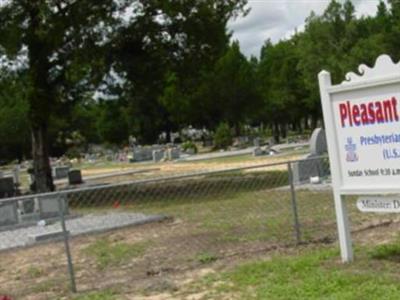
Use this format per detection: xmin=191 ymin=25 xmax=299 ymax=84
xmin=0 ymin=156 xmax=396 ymax=298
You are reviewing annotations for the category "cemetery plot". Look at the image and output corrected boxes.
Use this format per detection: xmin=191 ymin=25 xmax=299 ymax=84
xmin=0 ymin=201 xmax=18 ymax=227
xmin=0 ymin=212 xmax=165 ymax=251
xmin=1 ymin=145 xmax=308 ymax=193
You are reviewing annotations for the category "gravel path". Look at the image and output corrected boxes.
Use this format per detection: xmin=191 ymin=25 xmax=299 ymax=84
xmin=0 ymin=212 xmax=165 ymax=251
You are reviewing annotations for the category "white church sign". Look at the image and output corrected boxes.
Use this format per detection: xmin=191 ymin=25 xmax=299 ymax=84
xmin=319 ymin=54 xmax=400 ymax=262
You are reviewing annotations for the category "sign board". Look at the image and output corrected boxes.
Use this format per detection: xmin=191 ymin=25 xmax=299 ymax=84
xmin=319 ymin=54 xmax=400 ymax=262
xmin=357 ymin=196 xmax=400 ymax=213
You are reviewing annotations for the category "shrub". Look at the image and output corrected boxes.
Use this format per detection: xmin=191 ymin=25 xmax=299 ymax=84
xmin=181 ymin=141 xmax=198 ymax=153
xmin=213 ymin=122 xmax=233 ymax=150
xmin=65 ymin=146 xmax=81 ymax=159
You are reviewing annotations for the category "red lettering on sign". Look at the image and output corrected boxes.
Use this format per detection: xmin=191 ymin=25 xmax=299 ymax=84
xmin=338 ymin=97 xmax=399 ymax=127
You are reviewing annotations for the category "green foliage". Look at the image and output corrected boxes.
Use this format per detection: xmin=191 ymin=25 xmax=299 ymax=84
xmin=181 ymin=141 xmax=198 ymax=154
xmin=259 ymin=39 xmax=305 ymax=127
xmin=207 ymin=247 xmax=400 ymax=299
xmin=26 ymin=266 xmax=44 ymax=279
xmin=209 ymin=41 xmax=261 ymax=130
xmin=1 ymin=0 xmax=400 ymax=165
xmin=74 ymin=290 xmax=116 ymax=300
xmin=84 ymin=238 xmax=148 ymax=269
xmin=213 ymin=123 xmax=233 ymax=150
xmin=196 ymin=252 xmax=218 ymax=264
xmin=0 ymin=74 xmax=30 ymax=160
xmin=96 ymin=100 xmax=129 ymax=145
xmin=368 ymin=241 xmax=400 ymax=260
xmin=112 ymin=1 xmax=248 ymax=143
xmin=65 ymin=147 xmax=82 ymax=160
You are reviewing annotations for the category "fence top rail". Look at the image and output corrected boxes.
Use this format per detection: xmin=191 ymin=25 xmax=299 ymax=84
xmin=0 ymin=154 xmax=328 ymax=204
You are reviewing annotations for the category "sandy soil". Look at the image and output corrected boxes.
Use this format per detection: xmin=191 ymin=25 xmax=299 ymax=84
xmin=82 ymin=153 xmax=303 ymax=179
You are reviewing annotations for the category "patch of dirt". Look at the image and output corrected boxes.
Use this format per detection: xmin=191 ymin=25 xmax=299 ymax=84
xmin=81 ymin=154 xmax=303 ymax=182
xmin=352 ymin=219 xmax=400 ymax=246
xmin=0 ymin=215 xmax=289 ymax=299
xmin=1 ymin=208 xmax=397 ymax=299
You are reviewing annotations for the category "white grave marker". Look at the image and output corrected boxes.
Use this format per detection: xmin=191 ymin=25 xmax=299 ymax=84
xmin=319 ymin=54 xmax=400 ymax=262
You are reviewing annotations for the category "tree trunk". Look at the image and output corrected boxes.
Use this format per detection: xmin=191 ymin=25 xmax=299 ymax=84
xmin=26 ymin=2 xmax=54 ymax=193
xmin=234 ymin=123 xmax=241 ymax=137
xmin=291 ymin=122 xmax=296 ymax=132
xmin=273 ymin=121 xmax=280 ymax=144
xmin=280 ymin=123 xmax=287 ymax=139
xmin=296 ymin=119 xmax=302 ymax=133
xmin=311 ymin=113 xmax=319 ymax=130
xmin=31 ymin=123 xmax=54 ymax=192
xmin=304 ymin=117 xmax=310 ymax=130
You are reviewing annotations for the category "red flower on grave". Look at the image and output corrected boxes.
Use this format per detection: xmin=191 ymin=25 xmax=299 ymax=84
xmin=113 ymin=200 xmax=120 ymax=208
xmin=0 ymin=296 xmax=12 ymax=300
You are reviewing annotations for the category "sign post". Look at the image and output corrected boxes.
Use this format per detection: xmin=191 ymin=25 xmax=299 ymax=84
xmin=318 ymin=54 xmax=400 ymax=262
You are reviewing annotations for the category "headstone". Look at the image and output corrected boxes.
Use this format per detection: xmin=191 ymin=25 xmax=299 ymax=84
xmin=0 ymin=201 xmax=18 ymax=226
xmin=253 ymin=137 xmax=261 ymax=147
xmin=202 ymin=139 xmax=213 ymax=147
xmin=152 ymin=150 xmax=165 ymax=162
xmin=185 ymin=148 xmax=196 ymax=155
xmin=68 ymin=169 xmax=83 ymax=185
xmin=292 ymin=157 xmax=326 ymax=183
xmin=129 ymin=135 xmax=137 ymax=148
xmin=52 ymin=166 xmax=70 ymax=179
xmin=132 ymin=148 xmax=154 ymax=162
xmin=19 ymin=198 xmax=36 ymax=214
xmin=292 ymin=128 xmax=329 ymax=184
xmin=0 ymin=177 xmax=15 ymax=199
xmin=233 ymin=136 xmax=249 ymax=148
xmin=12 ymin=166 xmax=20 ymax=185
xmin=166 ymin=148 xmax=180 ymax=160
xmin=252 ymin=147 xmax=263 ymax=157
xmin=38 ymin=195 xmax=68 ymax=219
xmin=18 ymin=198 xmax=40 ymax=223
xmin=309 ymin=128 xmax=327 ymax=155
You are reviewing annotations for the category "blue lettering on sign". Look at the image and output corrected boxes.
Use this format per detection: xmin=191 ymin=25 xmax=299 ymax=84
xmin=383 ymin=148 xmax=400 ymax=160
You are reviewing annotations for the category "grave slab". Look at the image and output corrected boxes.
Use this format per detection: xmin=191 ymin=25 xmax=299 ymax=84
xmin=38 ymin=195 xmax=69 ymax=219
xmin=0 ymin=202 xmax=18 ymax=227
xmin=68 ymin=170 xmax=83 ymax=185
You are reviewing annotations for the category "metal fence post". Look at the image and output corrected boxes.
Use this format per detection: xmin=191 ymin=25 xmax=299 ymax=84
xmin=58 ymin=194 xmax=77 ymax=293
xmin=287 ymin=162 xmax=301 ymax=245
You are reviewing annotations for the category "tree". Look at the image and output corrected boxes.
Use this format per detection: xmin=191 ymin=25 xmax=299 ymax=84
xmin=387 ymin=0 xmax=400 ymax=59
xmin=0 ymin=1 xmax=124 ymax=191
xmin=0 ymin=70 xmax=30 ymax=161
xmin=113 ymin=0 xmax=248 ymax=142
xmin=210 ymin=41 xmax=259 ymax=134
xmin=297 ymin=0 xmax=359 ymax=127
xmin=213 ymin=122 xmax=233 ymax=150
xmin=258 ymin=39 xmax=305 ymax=142
xmin=96 ymin=100 xmax=130 ymax=145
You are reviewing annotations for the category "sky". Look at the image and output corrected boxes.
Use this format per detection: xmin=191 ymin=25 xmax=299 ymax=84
xmin=228 ymin=0 xmax=384 ymax=57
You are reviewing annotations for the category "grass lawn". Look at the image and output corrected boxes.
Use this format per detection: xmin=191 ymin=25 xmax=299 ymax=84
xmin=72 ymin=170 xmax=324 ymax=245
xmin=188 ymin=242 xmax=400 ymax=300
xmin=71 ymin=240 xmax=400 ymax=299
